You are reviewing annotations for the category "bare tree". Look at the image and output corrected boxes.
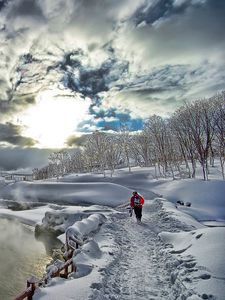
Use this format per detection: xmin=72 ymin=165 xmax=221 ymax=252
xmin=213 ymin=92 xmax=225 ymax=179
xmin=144 ymin=115 xmax=169 ymax=176
xmin=170 ymin=111 xmax=197 ymax=178
xmin=48 ymin=150 xmax=71 ymax=179
xmin=105 ymin=135 xmax=122 ymax=177
xmin=31 ymin=91 xmax=225 ymax=181
xmin=70 ymin=149 xmax=86 ymax=173
xmin=130 ymin=132 xmax=152 ymax=167
xmin=178 ymin=99 xmax=216 ymax=180
xmin=32 ymin=168 xmax=39 ymax=180
xmin=84 ymin=131 xmax=108 ymax=177
xmin=119 ymin=124 xmax=132 ymax=172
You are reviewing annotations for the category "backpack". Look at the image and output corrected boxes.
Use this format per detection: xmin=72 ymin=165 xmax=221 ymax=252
xmin=134 ymin=195 xmax=141 ymax=206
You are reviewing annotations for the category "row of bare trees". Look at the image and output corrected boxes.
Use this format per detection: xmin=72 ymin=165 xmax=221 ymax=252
xmin=33 ymin=92 xmax=225 ymax=181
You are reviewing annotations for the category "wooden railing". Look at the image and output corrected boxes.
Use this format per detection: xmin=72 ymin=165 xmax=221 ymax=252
xmin=14 ymin=232 xmax=80 ymax=300
xmin=14 ymin=278 xmax=36 ymax=300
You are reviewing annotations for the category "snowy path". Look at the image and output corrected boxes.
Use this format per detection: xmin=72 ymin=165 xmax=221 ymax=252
xmin=89 ymin=200 xmax=190 ymax=300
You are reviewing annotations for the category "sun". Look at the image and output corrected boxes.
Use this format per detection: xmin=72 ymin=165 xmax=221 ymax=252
xmin=19 ymin=90 xmax=91 ymax=148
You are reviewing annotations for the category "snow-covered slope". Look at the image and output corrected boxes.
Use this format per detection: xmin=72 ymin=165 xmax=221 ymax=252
xmin=0 ymin=165 xmax=224 ymax=300
xmin=150 ymin=178 xmax=225 ymax=223
xmin=0 ymin=181 xmax=132 ymax=206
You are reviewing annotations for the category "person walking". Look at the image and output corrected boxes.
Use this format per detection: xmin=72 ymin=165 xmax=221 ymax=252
xmin=130 ymin=191 xmax=144 ymax=223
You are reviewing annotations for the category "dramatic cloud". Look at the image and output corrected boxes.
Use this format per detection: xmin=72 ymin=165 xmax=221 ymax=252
xmin=0 ymin=147 xmax=53 ymax=170
xmin=0 ymin=0 xmax=224 ymax=168
xmin=120 ymin=4 xmax=224 ymax=81
xmin=0 ymin=122 xmax=36 ymax=146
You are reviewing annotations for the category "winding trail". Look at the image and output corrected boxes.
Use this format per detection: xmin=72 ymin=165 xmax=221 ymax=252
xmin=89 ymin=200 xmax=190 ymax=300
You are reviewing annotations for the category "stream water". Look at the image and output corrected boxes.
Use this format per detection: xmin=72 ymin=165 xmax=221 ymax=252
xmin=0 ymin=218 xmax=51 ymax=300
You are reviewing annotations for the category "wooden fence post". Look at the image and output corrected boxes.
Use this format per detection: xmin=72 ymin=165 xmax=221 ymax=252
xmin=26 ymin=276 xmax=38 ymax=300
xmin=15 ymin=236 xmax=79 ymax=299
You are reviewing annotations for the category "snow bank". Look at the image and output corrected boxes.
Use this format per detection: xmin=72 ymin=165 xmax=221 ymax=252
xmin=65 ymin=214 xmax=107 ymax=277
xmin=58 ymin=213 xmax=107 ymax=245
xmin=37 ymin=210 xmax=87 ymax=235
xmin=60 ymin=168 xmax=158 ymax=200
xmin=0 ymin=205 xmax=55 ymax=226
xmin=60 ymin=167 xmax=225 ymax=223
xmin=160 ymin=227 xmax=225 ymax=299
xmin=1 ymin=165 xmax=224 ymax=300
xmin=151 ymin=179 xmax=225 ymax=222
xmin=33 ymin=212 xmax=111 ymax=300
xmin=155 ymin=198 xmax=205 ymax=229
xmin=0 ymin=181 xmax=132 ymax=207
xmin=0 ymin=203 xmax=113 ymax=230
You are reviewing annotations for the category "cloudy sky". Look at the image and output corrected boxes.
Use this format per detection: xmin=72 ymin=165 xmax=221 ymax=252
xmin=0 ymin=0 xmax=225 ymax=169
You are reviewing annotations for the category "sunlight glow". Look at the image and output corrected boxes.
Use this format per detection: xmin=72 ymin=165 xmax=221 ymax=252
xmin=19 ymin=90 xmax=91 ymax=148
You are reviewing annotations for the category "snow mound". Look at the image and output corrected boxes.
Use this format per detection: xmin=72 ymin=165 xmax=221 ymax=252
xmin=0 ymin=181 xmax=132 ymax=206
xmin=59 ymin=213 xmax=107 ymax=245
xmin=36 ymin=210 xmax=86 ymax=234
xmin=35 ymin=212 xmax=110 ymax=300
xmin=151 ymin=179 xmax=225 ymax=222
xmin=160 ymin=226 xmax=225 ymax=299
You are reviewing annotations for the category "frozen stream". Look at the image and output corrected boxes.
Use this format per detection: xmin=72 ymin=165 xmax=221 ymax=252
xmin=0 ymin=218 xmax=51 ymax=300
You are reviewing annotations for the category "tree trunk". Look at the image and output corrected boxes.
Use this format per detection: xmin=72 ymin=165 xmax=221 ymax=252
xmin=154 ymin=163 xmax=158 ymax=179
xmin=220 ymin=156 xmax=225 ymax=180
xmin=201 ymin=160 xmax=208 ymax=181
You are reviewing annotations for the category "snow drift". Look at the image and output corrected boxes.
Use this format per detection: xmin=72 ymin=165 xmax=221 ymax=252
xmin=0 ymin=181 xmax=132 ymax=206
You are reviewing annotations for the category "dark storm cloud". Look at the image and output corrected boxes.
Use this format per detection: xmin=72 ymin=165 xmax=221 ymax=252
xmin=109 ymin=60 xmax=224 ymax=114
xmin=107 ymin=0 xmax=225 ymax=117
xmin=132 ymin=87 xmax=170 ymax=96
xmin=5 ymin=0 xmax=46 ymax=22
xmin=119 ymin=0 xmax=225 ymax=67
xmin=0 ymin=0 xmax=224 ymax=154
xmin=46 ymin=48 xmax=129 ymax=120
xmin=0 ymin=93 xmax=36 ymax=121
xmin=131 ymin=0 xmax=206 ymax=27
xmin=132 ymin=0 xmax=174 ymax=26
xmin=66 ymin=134 xmax=90 ymax=147
xmin=0 ymin=0 xmax=7 ymax=11
xmin=0 ymin=147 xmax=53 ymax=170
xmin=47 ymin=48 xmax=129 ymax=98
xmin=0 ymin=122 xmax=36 ymax=146
xmin=0 ymin=100 xmax=13 ymax=115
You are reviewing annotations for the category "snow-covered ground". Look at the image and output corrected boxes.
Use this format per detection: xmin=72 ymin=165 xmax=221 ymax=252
xmin=0 ymin=163 xmax=224 ymax=300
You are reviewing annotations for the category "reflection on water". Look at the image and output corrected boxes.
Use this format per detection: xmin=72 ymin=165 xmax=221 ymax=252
xmin=0 ymin=218 xmax=51 ymax=300
xmin=35 ymin=230 xmax=63 ymax=256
